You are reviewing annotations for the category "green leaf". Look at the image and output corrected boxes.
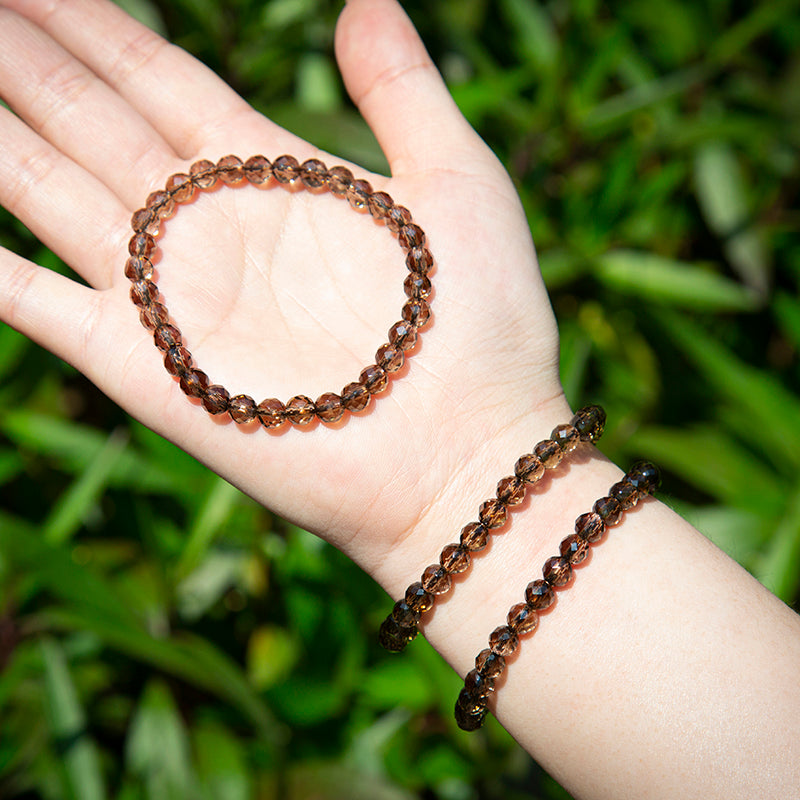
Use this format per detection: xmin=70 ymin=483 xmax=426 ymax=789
xmin=499 ymin=0 xmax=559 ymax=71
xmin=246 ymin=625 xmax=299 ymax=691
xmin=193 ymin=720 xmax=251 ymax=800
xmin=755 ymin=483 xmax=800 ymax=602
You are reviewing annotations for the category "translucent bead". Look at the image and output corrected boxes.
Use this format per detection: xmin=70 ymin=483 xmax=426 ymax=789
xmin=139 ymin=302 xmax=169 ymax=330
xmin=455 ymin=701 xmax=487 ymax=731
xmin=165 ymin=172 xmax=195 ymax=203
xmin=315 ymin=392 xmax=344 ymax=423
xmin=404 ymin=272 xmax=432 ymax=299
xmin=388 ymin=320 xmax=418 ymax=351
xmin=514 ymin=453 xmax=545 ymax=484
xmin=153 ymin=323 xmax=182 ymax=351
xmin=179 ymin=369 xmax=209 ymax=398
xmin=534 ymin=438 xmax=563 ymax=469
xmin=346 ymin=179 xmax=372 ymax=210
xmin=479 ymin=499 xmax=507 ymax=529
xmin=375 ymin=343 xmax=404 ymax=373
xmin=341 ymin=381 xmax=370 ymax=412
xmin=420 ymin=564 xmax=452 ymax=595
xmin=525 ymin=579 xmax=555 ymax=610
xmin=594 ymin=496 xmax=622 ymax=526
xmin=243 ymin=155 xmax=272 ymax=185
xmin=131 ymin=207 xmax=160 ymax=236
xmin=378 ymin=616 xmax=416 ymax=652
xmin=507 ymin=602 xmax=539 ymax=635
xmin=575 ymin=511 xmax=605 ymax=543
xmin=459 ymin=522 xmax=489 ymax=552
xmin=405 ymin=246 xmax=434 ymax=274
xmin=398 ymin=223 xmax=425 ymax=250
xmin=124 ymin=256 xmax=154 ymax=282
xmin=189 ymin=159 xmax=219 ymax=189
xmin=610 ymin=480 xmax=640 ymax=510
xmin=128 ymin=232 xmax=156 ymax=258
xmin=391 ymin=599 xmax=420 ymax=627
xmin=465 ymin=669 xmax=494 ymax=697
xmin=625 ymin=461 xmax=661 ymax=495
xmin=543 ymin=555 xmax=572 ymax=587
xmin=257 ymin=398 xmax=286 ymax=428
xmin=489 ymin=625 xmax=519 ymax=656
xmin=300 ymin=158 xmax=327 ymax=189
xmin=164 ymin=345 xmax=193 ymax=377
xmin=496 ymin=475 xmax=525 ymax=506
xmin=272 ymin=154 xmax=301 ymax=184
xmin=560 ymin=533 xmax=590 ymax=564
xmin=401 ymin=299 xmax=431 ymax=328
xmin=217 ymin=155 xmax=245 ymax=184
xmin=130 ymin=280 xmax=158 ymax=307
xmin=551 ymin=423 xmax=579 ymax=452
xmin=456 ymin=687 xmax=486 ymax=715
xmin=368 ymin=191 xmax=393 ymax=219
xmin=439 ymin=543 xmax=470 ymax=574
xmin=359 ymin=364 xmax=388 ymax=394
xmin=570 ymin=405 xmax=606 ymax=442
xmin=386 ymin=205 xmax=412 ymax=233
xmin=228 ymin=394 xmax=257 ymax=423
xmin=405 ymin=581 xmax=434 ymax=613
xmin=146 ymin=190 xmax=176 ymax=219
xmin=202 ymin=384 xmax=230 ymax=414
xmin=285 ymin=395 xmax=315 ymax=425
xmin=326 ymin=165 xmax=353 ymax=195
xmin=475 ymin=648 xmax=506 ymax=678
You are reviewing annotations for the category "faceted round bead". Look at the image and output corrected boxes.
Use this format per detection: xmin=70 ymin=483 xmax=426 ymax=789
xmin=456 ymin=687 xmax=486 ymax=716
xmin=124 ymin=256 xmax=154 ymax=282
xmin=594 ymin=496 xmax=623 ymax=526
xmin=610 ymin=480 xmax=640 ymax=510
xmin=489 ymin=625 xmax=519 ymax=657
xmin=398 ymin=223 xmax=425 ymax=251
xmin=479 ymin=498 xmax=507 ymax=529
xmin=165 ymin=172 xmax=195 ymax=203
xmin=405 ymin=246 xmax=434 ymax=274
xmin=404 ymin=581 xmax=434 ymax=613
xmin=455 ymin=702 xmax=487 ymax=731
xmin=257 ymin=398 xmax=286 ymax=429
xmin=189 ymin=159 xmax=219 ymax=189
xmin=388 ymin=320 xmax=418 ymax=351
xmin=507 ymin=602 xmax=539 ymax=635
xmin=439 ymin=543 xmax=470 ymax=574
xmin=391 ymin=599 xmax=420 ymax=627
xmin=202 ymin=384 xmax=230 ymax=415
xmin=420 ymin=564 xmax=452 ymax=595
xmin=130 ymin=279 xmax=158 ymax=308
xmin=496 ymin=475 xmax=525 ymax=506
xmin=315 ymin=392 xmax=344 ymax=423
xmin=300 ymin=158 xmax=327 ymax=188
xmin=551 ymin=423 xmax=580 ymax=452
xmin=475 ymin=648 xmax=506 ymax=679
xmin=571 ymin=405 xmax=606 ymax=442
xmin=131 ymin=207 xmax=159 ymax=236
xmin=459 ymin=522 xmax=489 ymax=552
xmin=153 ymin=323 xmax=182 ymax=352
xmin=543 ymin=556 xmax=572 ymax=587
xmin=534 ymin=438 xmax=563 ymax=469
xmin=375 ymin=343 xmax=404 ymax=373
xmin=217 ymin=154 xmax=245 ymax=185
xmin=243 ymin=155 xmax=272 ymax=185
xmin=404 ymin=272 xmax=432 ymax=299
xmin=179 ymin=369 xmax=209 ymax=398
xmin=465 ymin=668 xmax=494 ymax=697
xmin=326 ymin=165 xmax=353 ymax=195
xmin=139 ymin=302 xmax=169 ymax=330
xmin=346 ymin=179 xmax=372 ymax=210
xmin=378 ymin=616 xmax=416 ymax=652
xmin=129 ymin=232 xmax=156 ymax=258
xmin=164 ymin=345 xmax=192 ymax=377
xmin=386 ymin=205 xmax=412 ymax=233
xmin=625 ymin=461 xmax=661 ymax=495
xmin=360 ymin=364 xmax=388 ymax=394
xmin=285 ymin=395 xmax=316 ymax=425
xmin=228 ymin=394 xmax=257 ymax=423
xmin=146 ymin=190 xmax=176 ymax=219
xmin=272 ymin=154 xmax=301 ymax=184
xmin=560 ymin=533 xmax=590 ymax=565
xmin=525 ymin=579 xmax=555 ymax=610
xmin=514 ymin=454 xmax=545 ymax=484
xmin=368 ymin=191 xmax=393 ymax=219
xmin=401 ymin=299 xmax=431 ymax=328
xmin=341 ymin=381 xmax=371 ymax=412
xmin=575 ymin=511 xmax=605 ymax=543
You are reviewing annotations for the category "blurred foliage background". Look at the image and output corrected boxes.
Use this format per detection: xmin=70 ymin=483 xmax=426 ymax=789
xmin=1 ymin=0 xmax=799 ymax=797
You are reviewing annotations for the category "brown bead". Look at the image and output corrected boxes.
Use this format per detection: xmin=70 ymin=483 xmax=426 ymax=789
xmin=388 ymin=320 xmax=418 ymax=351
xmin=272 ymin=154 xmax=301 ymax=184
xmin=391 ymin=599 xmax=420 ymax=627
xmin=179 ymin=369 xmax=209 ymax=398
xmin=217 ymin=155 xmax=245 ymax=185
xmin=507 ymin=603 xmax=539 ymax=635
xmin=575 ymin=511 xmax=605 ymax=543
xmin=341 ymin=381 xmax=370 ymax=412
xmin=439 ymin=543 xmax=470 ymax=574
xmin=128 ymin=232 xmax=156 ymax=258
xmin=257 ymin=398 xmax=286 ymax=428
xmin=594 ymin=496 xmax=622 ymax=526
xmin=610 ymin=480 xmax=640 ymax=510
xmin=479 ymin=498 xmax=507 ymax=529
xmin=164 ymin=345 xmax=193 ymax=377
xmin=404 ymin=272 xmax=432 ymax=299
xmin=465 ymin=669 xmax=494 ymax=697
xmin=456 ymin=687 xmax=486 ymax=716
xmin=139 ymin=302 xmax=169 ymax=330
xmin=475 ymin=648 xmax=506 ymax=678
xmin=165 ymin=172 xmax=195 ymax=203
xmin=202 ymin=384 xmax=230 ymax=414
xmin=131 ymin=207 xmax=159 ymax=236
xmin=455 ymin=699 xmax=487 ymax=731
xmin=228 ymin=394 xmax=257 ymax=423
xmin=525 ymin=579 xmax=555 ymax=610
xmin=496 ymin=475 xmax=525 ymax=506
xmin=459 ymin=522 xmax=489 ymax=552
xmin=534 ymin=438 xmax=563 ymax=469
xmin=571 ymin=405 xmax=606 ymax=442
xmin=360 ymin=364 xmax=388 ymax=394
xmin=124 ymin=256 xmax=154 ymax=282
xmin=146 ymin=190 xmax=176 ymax=219
xmin=326 ymin=165 xmax=353 ymax=195
xmin=420 ymin=564 xmax=452 ymax=595
xmin=375 ymin=342 xmax=404 ymax=373
xmin=285 ymin=395 xmax=315 ymax=425
xmin=243 ymin=155 xmax=272 ymax=185
xmin=551 ymin=423 xmax=580 ymax=452
xmin=153 ymin=323 xmax=182 ymax=351
xmin=401 ymin=299 xmax=431 ymax=328
xmin=405 ymin=246 xmax=434 ymax=274
xmin=515 ymin=453 xmax=545 ymax=484
xmin=379 ymin=616 xmax=416 ymax=652
xmin=130 ymin=280 xmax=158 ymax=308
xmin=346 ymin=179 xmax=372 ymax=210
xmin=398 ymin=223 xmax=425 ymax=250
xmin=489 ymin=625 xmax=519 ymax=657
xmin=300 ymin=158 xmax=327 ymax=189
xmin=543 ymin=556 xmax=572 ymax=587
xmin=189 ymin=159 xmax=219 ymax=189
xmin=625 ymin=461 xmax=661 ymax=495
xmin=386 ymin=205 xmax=412 ymax=233
xmin=560 ymin=533 xmax=590 ymax=564
xmin=368 ymin=191 xmax=393 ymax=219
xmin=405 ymin=581 xmax=434 ymax=613
xmin=315 ymin=392 xmax=344 ymax=423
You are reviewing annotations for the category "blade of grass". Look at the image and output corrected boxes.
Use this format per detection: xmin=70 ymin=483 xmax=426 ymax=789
xmin=756 ymin=483 xmax=800 ymax=603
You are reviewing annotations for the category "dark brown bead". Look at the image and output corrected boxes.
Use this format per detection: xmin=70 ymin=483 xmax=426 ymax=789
xmin=146 ymin=190 xmax=176 ymax=219
xmin=610 ymin=480 xmax=640 ymax=510
xmin=420 ymin=564 xmax=452 ymax=595
xmin=404 ymin=272 xmax=432 ymax=299
xmin=551 ymin=423 xmax=580 ymax=452
xmin=388 ymin=320 xmax=418 ymax=351
xmin=575 ymin=511 xmax=605 ymax=543
xmin=398 ymin=223 xmax=425 ymax=250
xmin=507 ymin=602 xmax=539 ymax=635
xmin=243 ymin=155 xmax=272 ymax=185
xmin=386 ymin=205 xmax=412 ymax=233
xmin=165 ymin=172 xmax=195 ymax=203
xmin=179 ymin=369 xmax=209 ymax=398
xmin=341 ymin=381 xmax=371 ymax=412
xmin=465 ymin=669 xmax=494 ymax=697
xmin=164 ymin=345 xmax=193 ymax=377
xmin=455 ymin=700 xmax=487 ymax=731
xmin=285 ymin=395 xmax=316 ymax=425
xmin=131 ymin=207 xmax=160 ymax=236
xmin=360 ymin=364 xmax=388 ymax=394
xmin=217 ymin=155 xmax=245 ymax=185
xmin=315 ymin=392 xmax=344 ymax=423
xmin=130 ymin=279 xmax=158 ymax=308
xmin=375 ymin=342 xmax=404 ymax=373
xmin=202 ymin=384 xmax=230 ymax=414
xmin=128 ymin=232 xmax=156 ymax=258
xmin=560 ymin=533 xmax=590 ymax=564
xmin=459 ymin=522 xmax=489 ymax=552
xmin=479 ymin=498 xmax=507 ymax=529
xmin=228 ymin=394 xmax=257 ymax=423
xmin=391 ymin=599 xmax=420 ymax=627
xmin=475 ymin=648 xmax=506 ymax=679
xmin=534 ymin=438 xmax=563 ymax=469
xmin=139 ymin=302 xmax=169 ymax=330
xmin=401 ymin=299 xmax=431 ymax=328
xmin=153 ymin=323 xmax=182 ymax=351
xmin=525 ymin=579 xmax=555 ymax=610
xmin=368 ymin=191 xmax=393 ymax=219
xmin=515 ymin=454 xmax=545 ymax=484
xmin=456 ymin=687 xmax=486 ymax=716
xmin=189 ymin=159 xmax=219 ymax=189
xmin=300 ymin=158 xmax=327 ymax=188
xmin=594 ymin=496 xmax=622 ymax=526
xmin=272 ymin=154 xmax=301 ymax=184
xmin=124 ymin=256 xmax=154 ymax=282
xmin=404 ymin=581 xmax=434 ymax=613
xmin=405 ymin=246 xmax=434 ymax=274
xmin=496 ymin=475 xmax=525 ymax=506
xmin=489 ymin=625 xmax=519 ymax=657
xmin=257 ymin=398 xmax=286 ymax=428
xmin=378 ymin=616 xmax=416 ymax=652
xmin=439 ymin=543 xmax=470 ymax=574
xmin=543 ymin=556 xmax=572 ymax=587
xmin=571 ymin=405 xmax=606 ymax=442
xmin=326 ymin=165 xmax=353 ymax=195
xmin=625 ymin=461 xmax=661 ymax=495
xmin=346 ymin=179 xmax=372 ymax=210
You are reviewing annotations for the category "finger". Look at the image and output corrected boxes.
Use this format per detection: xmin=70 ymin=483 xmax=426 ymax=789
xmin=0 ymin=7 xmax=178 ymax=207
xmin=335 ymin=0 xmax=490 ymax=177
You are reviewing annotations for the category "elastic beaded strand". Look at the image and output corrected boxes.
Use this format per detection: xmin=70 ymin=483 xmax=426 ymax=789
xmin=126 ymin=155 xmax=434 ymax=429
xmin=455 ymin=461 xmax=660 ymax=731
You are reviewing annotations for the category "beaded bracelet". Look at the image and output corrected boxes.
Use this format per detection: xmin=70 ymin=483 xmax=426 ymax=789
xmin=378 ymin=405 xmax=607 ymax=653
xmin=125 ymin=154 xmax=434 ymax=429
xmin=454 ymin=461 xmax=661 ymax=732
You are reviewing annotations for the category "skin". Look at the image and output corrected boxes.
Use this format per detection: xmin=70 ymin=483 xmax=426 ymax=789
xmin=0 ymin=0 xmax=798 ymax=797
